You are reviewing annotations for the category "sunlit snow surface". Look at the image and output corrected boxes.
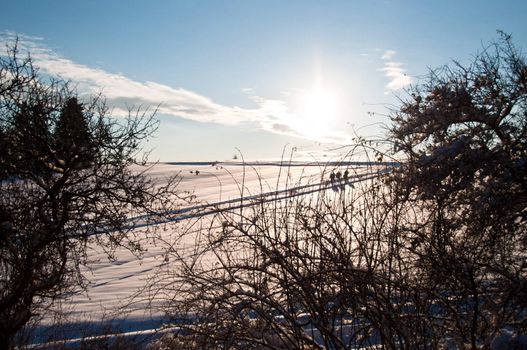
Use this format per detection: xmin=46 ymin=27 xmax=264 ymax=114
xmin=33 ymin=161 xmax=386 ymax=345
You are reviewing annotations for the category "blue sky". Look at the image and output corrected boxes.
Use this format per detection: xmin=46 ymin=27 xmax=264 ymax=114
xmin=1 ymin=0 xmax=526 ymax=161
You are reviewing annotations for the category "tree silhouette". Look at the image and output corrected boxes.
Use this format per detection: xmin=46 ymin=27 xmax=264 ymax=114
xmin=0 ymin=42 xmax=183 ymax=348
xmin=54 ymin=97 xmax=94 ymax=168
xmin=388 ymin=32 xmax=527 ymax=348
xmin=151 ymin=34 xmax=527 ymax=349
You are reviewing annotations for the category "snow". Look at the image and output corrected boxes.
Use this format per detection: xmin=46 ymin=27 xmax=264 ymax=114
xmin=32 ymin=161 xmax=380 ymax=345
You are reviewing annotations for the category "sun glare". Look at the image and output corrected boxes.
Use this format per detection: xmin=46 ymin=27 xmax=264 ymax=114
xmin=297 ymin=87 xmax=339 ymax=139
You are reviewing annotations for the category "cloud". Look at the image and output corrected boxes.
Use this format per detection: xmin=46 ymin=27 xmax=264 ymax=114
xmin=0 ymin=33 xmax=254 ymax=125
xmin=381 ymin=50 xmax=396 ymax=60
xmin=378 ymin=50 xmax=412 ymax=91
xmin=270 ymin=123 xmax=294 ymax=133
xmin=0 ymin=32 xmax=289 ymax=131
xmin=0 ymin=32 xmax=354 ymax=144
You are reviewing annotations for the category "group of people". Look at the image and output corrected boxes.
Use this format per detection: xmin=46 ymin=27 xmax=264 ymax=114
xmin=329 ymin=169 xmax=349 ymax=183
xmin=327 ymin=169 xmax=352 ymax=192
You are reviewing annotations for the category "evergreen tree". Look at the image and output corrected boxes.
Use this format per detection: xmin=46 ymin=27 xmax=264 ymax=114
xmin=54 ymin=97 xmax=94 ymax=168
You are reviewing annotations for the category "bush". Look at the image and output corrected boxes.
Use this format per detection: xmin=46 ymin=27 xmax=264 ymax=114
xmin=150 ymin=33 xmax=527 ymax=349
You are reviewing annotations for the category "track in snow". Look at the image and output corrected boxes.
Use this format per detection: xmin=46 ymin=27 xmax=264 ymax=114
xmin=125 ymin=169 xmax=387 ymax=230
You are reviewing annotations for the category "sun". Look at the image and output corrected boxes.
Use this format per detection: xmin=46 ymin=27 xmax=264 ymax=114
xmin=297 ymin=86 xmax=339 ymax=139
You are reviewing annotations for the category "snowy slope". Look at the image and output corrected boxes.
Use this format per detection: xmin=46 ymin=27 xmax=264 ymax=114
xmin=32 ymin=161 xmax=382 ymax=345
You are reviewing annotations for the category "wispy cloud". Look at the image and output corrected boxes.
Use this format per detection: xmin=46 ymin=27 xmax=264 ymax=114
xmin=381 ymin=49 xmax=396 ymax=60
xmin=0 ymin=32 xmax=355 ymax=144
xmin=0 ymin=32 xmax=259 ymax=125
xmin=0 ymin=32 xmax=320 ymax=139
xmin=378 ymin=49 xmax=412 ymax=92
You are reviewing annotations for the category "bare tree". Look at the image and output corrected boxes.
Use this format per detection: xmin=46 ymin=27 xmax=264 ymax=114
xmin=0 ymin=42 xmax=184 ymax=348
xmin=146 ymin=33 xmax=527 ymax=350
xmin=388 ymin=32 xmax=527 ymax=348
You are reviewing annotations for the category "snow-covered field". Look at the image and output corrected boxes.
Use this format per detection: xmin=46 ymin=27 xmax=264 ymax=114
xmin=31 ymin=161 xmax=386 ymax=346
